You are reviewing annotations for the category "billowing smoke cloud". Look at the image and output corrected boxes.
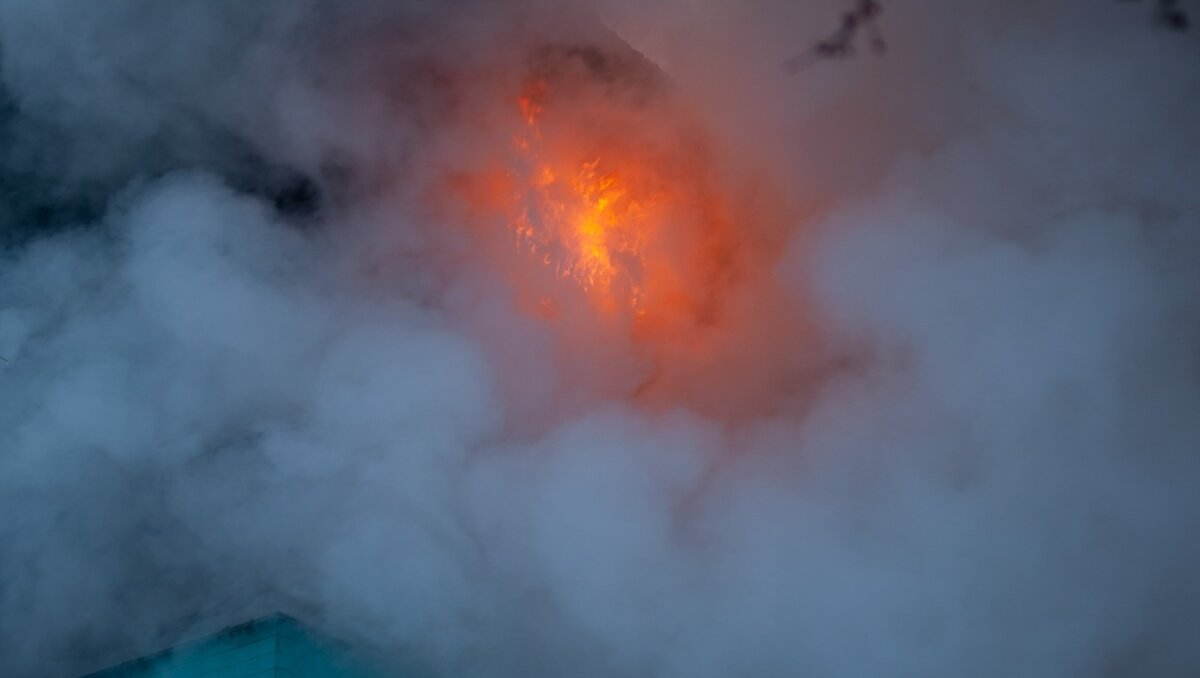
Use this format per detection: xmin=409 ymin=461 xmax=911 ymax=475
xmin=2 ymin=1 xmax=1199 ymax=676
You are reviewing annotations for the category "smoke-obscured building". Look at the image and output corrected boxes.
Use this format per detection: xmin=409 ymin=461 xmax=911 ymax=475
xmin=81 ymin=614 xmax=379 ymax=678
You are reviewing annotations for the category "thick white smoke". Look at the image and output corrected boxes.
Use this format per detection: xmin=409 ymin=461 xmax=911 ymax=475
xmin=2 ymin=1 xmax=1199 ymax=676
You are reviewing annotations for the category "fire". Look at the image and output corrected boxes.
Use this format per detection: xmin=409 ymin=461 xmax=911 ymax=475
xmin=509 ymin=82 xmax=665 ymax=314
xmin=444 ymin=56 xmax=753 ymax=342
xmin=440 ymin=44 xmax=800 ymax=414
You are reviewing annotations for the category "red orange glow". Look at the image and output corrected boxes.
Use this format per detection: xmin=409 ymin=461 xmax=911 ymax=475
xmin=441 ymin=57 xmax=802 ymax=416
xmin=509 ymin=83 xmax=667 ymax=315
xmin=444 ymin=67 xmax=761 ymax=345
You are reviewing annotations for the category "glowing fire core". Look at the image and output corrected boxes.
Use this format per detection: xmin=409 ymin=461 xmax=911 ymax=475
xmin=509 ymin=83 xmax=664 ymax=314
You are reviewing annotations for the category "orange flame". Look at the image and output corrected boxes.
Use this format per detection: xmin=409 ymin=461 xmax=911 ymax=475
xmin=509 ymin=83 xmax=663 ymax=314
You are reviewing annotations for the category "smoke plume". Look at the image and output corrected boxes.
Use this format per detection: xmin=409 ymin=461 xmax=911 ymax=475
xmin=2 ymin=1 xmax=1199 ymax=676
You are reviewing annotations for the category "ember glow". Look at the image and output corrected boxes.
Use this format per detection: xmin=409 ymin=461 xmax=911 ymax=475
xmin=480 ymin=64 xmax=749 ymax=342
xmin=510 ymin=81 xmax=661 ymax=313
xmin=440 ymin=43 xmax=802 ymax=416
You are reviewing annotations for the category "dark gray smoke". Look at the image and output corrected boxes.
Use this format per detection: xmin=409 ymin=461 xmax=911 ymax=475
xmin=2 ymin=1 xmax=1199 ymax=676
